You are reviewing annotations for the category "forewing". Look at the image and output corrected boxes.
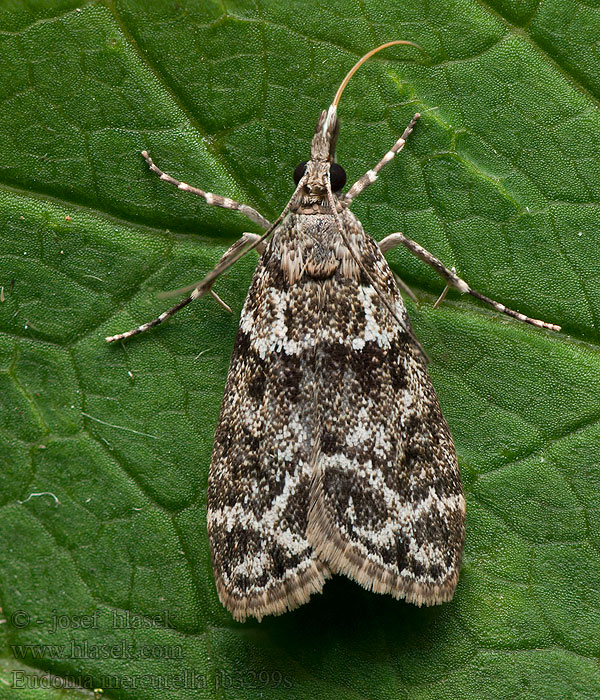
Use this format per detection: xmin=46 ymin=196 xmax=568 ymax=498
xmin=307 ymin=232 xmax=465 ymax=605
xmin=209 ymin=208 xmax=464 ymax=620
xmin=207 ymin=229 xmax=329 ymax=622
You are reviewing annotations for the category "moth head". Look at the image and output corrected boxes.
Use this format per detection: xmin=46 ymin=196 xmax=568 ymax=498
xmin=294 ymin=41 xmax=421 ymax=201
xmin=293 ymin=153 xmax=346 ymax=205
xmin=291 ymin=106 xmax=344 ymax=201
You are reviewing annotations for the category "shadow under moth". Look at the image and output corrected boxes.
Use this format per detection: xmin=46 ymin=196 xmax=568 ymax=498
xmin=106 ymin=41 xmax=560 ymax=622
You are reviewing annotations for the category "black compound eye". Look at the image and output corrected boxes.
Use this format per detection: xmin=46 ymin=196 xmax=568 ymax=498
xmin=330 ymin=163 xmax=347 ymax=191
xmin=293 ymin=161 xmax=308 ymax=185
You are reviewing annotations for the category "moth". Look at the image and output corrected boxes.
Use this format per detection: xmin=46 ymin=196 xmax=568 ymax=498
xmin=107 ymin=41 xmax=560 ymax=622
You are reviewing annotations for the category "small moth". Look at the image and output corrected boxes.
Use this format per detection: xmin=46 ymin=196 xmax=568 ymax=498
xmin=107 ymin=41 xmax=560 ymax=622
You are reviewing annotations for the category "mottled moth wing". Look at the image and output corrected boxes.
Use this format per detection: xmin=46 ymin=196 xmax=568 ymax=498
xmin=208 ymin=207 xmax=465 ymax=620
xmin=207 ymin=216 xmax=330 ymax=622
xmin=307 ymin=210 xmax=466 ymax=605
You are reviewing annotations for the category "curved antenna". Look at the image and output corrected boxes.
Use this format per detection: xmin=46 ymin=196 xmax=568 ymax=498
xmin=332 ymin=40 xmax=422 ymax=108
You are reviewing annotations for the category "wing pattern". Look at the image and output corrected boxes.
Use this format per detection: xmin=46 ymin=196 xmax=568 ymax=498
xmin=208 ymin=209 xmax=465 ymax=620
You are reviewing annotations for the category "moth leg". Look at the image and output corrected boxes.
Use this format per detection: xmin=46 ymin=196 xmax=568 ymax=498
xmin=380 ymin=232 xmax=561 ymax=331
xmin=209 ymin=290 xmax=232 ymax=313
xmin=105 ymin=233 xmax=262 ymax=343
xmin=433 ymin=267 xmax=455 ymax=309
xmin=240 ymin=232 xmax=267 ymax=255
xmin=142 ymin=151 xmax=271 ymax=229
xmin=392 ymin=271 xmax=418 ymax=303
xmin=343 ymin=113 xmax=420 ymax=206
xmin=153 ymin=233 xmax=268 ymax=304
xmin=208 ymin=232 xmax=266 ymax=256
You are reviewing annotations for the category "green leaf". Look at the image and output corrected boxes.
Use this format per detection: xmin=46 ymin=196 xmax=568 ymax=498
xmin=1 ymin=1 xmax=599 ymax=698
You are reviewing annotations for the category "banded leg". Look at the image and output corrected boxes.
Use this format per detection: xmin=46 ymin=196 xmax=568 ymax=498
xmin=142 ymin=151 xmax=271 ymax=230
xmin=379 ymin=232 xmax=561 ymax=332
xmin=155 ymin=233 xmax=267 ymax=301
xmin=343 ymin=113 xmax=420 ymax=205
xmin=105 ymin=233 xmax=264 ymax=344
xmin=108 ymin=166 xmax=307 ymax=344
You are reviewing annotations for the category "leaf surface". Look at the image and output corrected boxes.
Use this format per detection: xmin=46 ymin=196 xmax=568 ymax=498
xmin=1 ymin=1 xmax=599 ymax=698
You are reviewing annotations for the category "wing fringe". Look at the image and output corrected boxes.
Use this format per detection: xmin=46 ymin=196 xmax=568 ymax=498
xmin=214 ymin=559 xmax=330 ymax=622
xmin=307 ymin=467 xmax=463 ymax=606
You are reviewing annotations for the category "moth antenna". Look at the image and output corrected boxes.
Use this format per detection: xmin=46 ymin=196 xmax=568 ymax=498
xmin=331 ymin=40 xmax=422 ymax=108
